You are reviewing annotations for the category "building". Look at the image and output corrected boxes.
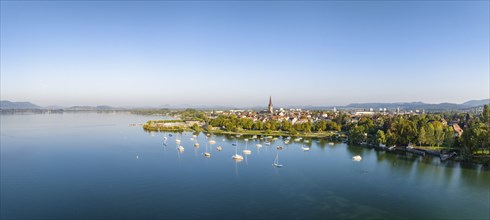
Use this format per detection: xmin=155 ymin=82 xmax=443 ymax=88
xmin=268 ymin=96 xmax=273 ymax=114
xmin=452 ymin=124 xmax=463 ymax=137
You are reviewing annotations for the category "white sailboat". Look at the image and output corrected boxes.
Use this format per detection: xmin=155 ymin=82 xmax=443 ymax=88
xmin=302 ymin=145 xmax=310 ymax=151
xmin=175 ymin=133 xmax=181 ymax=144
xmin=256 ymin=143 xmax=263 ymax=148
xmin=272 ymin=153 xmax=283 ymax=167
xmin=177 ymin=145 xmax=185 ymax=152
xmin=232 ymin=143 xmax=244 ymax=160
xmin=243 ymin=140 xmax=251 ymax=155
xmin=216 ymin=146 xmax=222 ymax=151
xmin=204 ymin=143 xmax=211 ymax=157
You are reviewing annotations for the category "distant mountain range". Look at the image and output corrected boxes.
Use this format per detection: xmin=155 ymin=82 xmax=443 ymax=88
xmin=344 ymin=99 xmax=489 ymax=110
xmin=0 ymin=101 xmax=41 ymax=109
xmin=1 ymin=99 xmax=488 ymax=111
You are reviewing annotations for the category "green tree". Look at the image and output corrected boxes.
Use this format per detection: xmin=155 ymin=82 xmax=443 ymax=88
xmin=349 ymin=125 xmax=366 ymax=145
xmin=418 ymin=126 xmax=426 ymax=146
xmin=443 ymin=126 xmax=454 ymax=147
xmin=315 ymin=120 xmax=327 ymax=132
xmin=191 ymin=123 xmax=201 ymax=132
xmin=386 ymin=130 xmax=397 ymax=147
xmin=253 ymin=121 xmax=264 ymax=130
xmin=426 ymin=123 xmax=435 ymax=146
xmin=433 ymin=121 xmax=445 ymax=147
xmin=483 ymin=104 xmax=490 ymax=123
xmin=281 ymin=120 xmax=293 ymax=131
xmin=376 ymin=130 xmax=386 ymax=146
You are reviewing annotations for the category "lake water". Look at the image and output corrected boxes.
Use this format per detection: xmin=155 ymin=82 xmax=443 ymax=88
xmin=1 ymin=112 xmax=489 ymax=219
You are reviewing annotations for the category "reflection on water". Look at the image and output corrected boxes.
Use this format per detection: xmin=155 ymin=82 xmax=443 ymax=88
xmin=1 ymin=113 xmax=489 ymax=220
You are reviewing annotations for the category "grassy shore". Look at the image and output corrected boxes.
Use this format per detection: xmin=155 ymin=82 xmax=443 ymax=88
xmin=207 ymin=129 xmax=342 ymax=138
xmin=414 ymin=146 xmax=458 ymax=151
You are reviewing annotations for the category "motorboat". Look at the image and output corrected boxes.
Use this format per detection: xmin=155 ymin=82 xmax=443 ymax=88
xmin=352 ymin=155 xmax=362 ymax=161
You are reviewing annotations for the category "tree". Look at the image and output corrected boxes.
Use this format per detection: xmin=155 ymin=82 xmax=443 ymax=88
xmin=281 ymin=120 xmax=293 ymax=131
xmin=315 ymin=120 xmax=327 ymax=132
xmin=191 ymin=123 xmax=201 ymax=132
xmin=418 ymin=126 xmax=426 ymax=146
xmin=433 ymin=121 xmax=445 ymax=147
xmin=302 ymin=121 xmax=313 ymax=133
xmin=290 ymin=128 xmax=298 ymax=135
xmin=443 ymin=126 xmax=454 ymax=147
xmin=483 ymin=104 xmax=490 ymax=123
xmin=386 ymin=130 xmax=397 ymax=147
xmin=349 ymin=125 xmax=366 ymax=145
xmin=426 ymin=123 xmax=435 ymax=146
xmin=376 ymin=130 xmax=386 ymax=146
xmin=253 ymin=121 xmax=264 ymax=130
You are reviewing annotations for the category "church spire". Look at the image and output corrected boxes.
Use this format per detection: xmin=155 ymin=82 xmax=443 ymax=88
xmin=268 ymin=96 xmax=273 ymax=114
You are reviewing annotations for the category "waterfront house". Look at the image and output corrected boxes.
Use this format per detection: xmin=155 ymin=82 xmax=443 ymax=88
xmin=452 ymin=124 xmax=463 ymax=137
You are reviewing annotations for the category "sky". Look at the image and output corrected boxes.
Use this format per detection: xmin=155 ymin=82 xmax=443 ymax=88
xmin=1 ymin=1 xmax=489 ymax=107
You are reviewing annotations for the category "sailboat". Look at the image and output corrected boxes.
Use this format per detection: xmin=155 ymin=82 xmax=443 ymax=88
xmin=272 ymin=153 xmax=283 ymax=167
xmin=243 ymin=140 xmax=251 ymax=155
xmin=302 ymin=145 xmax=310 ymax=151
xmin=232 ymin=143 xmax=244 ymax=160
xmin=175 ymin=133 xmax=181 ymax=144
xmin=177 ymin=145 xmax=185 ymax=152
xmin=194 ymin=137 xmax=200 ymax=147
xmin=216 ymin=146 xmax=222 ymax=151
xmin=204 ymin=143 xmax=211 ymax=157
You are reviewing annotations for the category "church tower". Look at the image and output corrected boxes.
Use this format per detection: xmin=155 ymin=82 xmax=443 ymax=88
xmin=268 ymin=96 xmax=273 ymax=114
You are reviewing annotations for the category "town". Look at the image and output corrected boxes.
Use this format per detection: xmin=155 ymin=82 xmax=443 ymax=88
xmin=139 ymin=97 xmax=489 ymax=165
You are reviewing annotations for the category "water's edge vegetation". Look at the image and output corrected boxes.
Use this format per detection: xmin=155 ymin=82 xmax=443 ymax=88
xmin=139 ymin=105 xmax=490 ymax=166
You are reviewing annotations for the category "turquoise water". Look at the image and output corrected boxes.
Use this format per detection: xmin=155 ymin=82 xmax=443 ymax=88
xmin=1 ymin=112 xmax=489 ymax=219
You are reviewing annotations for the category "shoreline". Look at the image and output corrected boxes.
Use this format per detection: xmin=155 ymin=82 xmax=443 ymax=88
xmin=141 ymin=126 xmax=489 ymax=167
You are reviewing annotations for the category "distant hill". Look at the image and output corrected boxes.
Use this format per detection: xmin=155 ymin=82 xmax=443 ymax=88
xmin=0 ymin=100 xmax=41 ymax=109
xmin=462 ymin=99 xmax=489 ymax=107
xmin=66 ymin=105 xmax=119 ymax=110
xmin=345 ymin=100 xmax=488 ymax=111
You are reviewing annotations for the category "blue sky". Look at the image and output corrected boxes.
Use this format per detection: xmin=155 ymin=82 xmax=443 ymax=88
xmin=1 ymin=1 xmax=488 ymax=107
